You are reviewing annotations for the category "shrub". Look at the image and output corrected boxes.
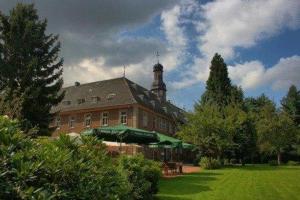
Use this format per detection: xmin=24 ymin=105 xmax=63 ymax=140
xmin=230 ymin=158 xmax=238 ymax=165
xmin=199 ymin=157 xmax=221 ymax=170
xmin=118 ymin=154 xmax=162 ymax=200
xmin=0 ymin=116 xmax=130 ymax=199
xmin=223 ymin=159 xmax=231 ymax=166
xmin=193 ymin=153 xmax=201 ymax=166
xmin=268 ymin=160 xmax=278 ymax=166
xmin=287 ymin=160 xmax=299 ymax=166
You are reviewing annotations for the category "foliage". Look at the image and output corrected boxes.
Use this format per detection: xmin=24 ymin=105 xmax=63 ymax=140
xmin=0 ymin=3 xmax=64 ymax=135
xmin=201 ymin=53 xmax=232 ymax=107
xmin=199 ymin=157 xmax=221 ymax=170
xmin=281 ymin=85 xmax=300 ymax=125
xmin=268 ymin=160 xmax=278 ymax=166
xmin=229 ymin=158 xmax=238 ymax=165
xmin=200 ymin=53 xmax=244 ymax=108
xmin=0 ymin=115 xmax=132 ymax=199
xmin=244 ymin=94 xmax=275 ymax=115
xmin=193 ymin=153 xmax=202 ymax=166
xmin=256 ymin=104 xmax=298 ymax=165
xmin=179 ymin=102 xmax=256 ymax=163
xmin=223 ymin=104 xmax=257 ymax=164
xmin=286 ymin=161 xmax=299 ymax=166
xmin=179 ymin=104 xmax=229 ymax=159
xmin=118 ymin=154 xmax=161 ymax=200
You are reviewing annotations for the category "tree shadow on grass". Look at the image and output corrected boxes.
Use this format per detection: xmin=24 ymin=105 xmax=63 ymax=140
xmin=154 ymin=196 xmax=191 ymax=200
xmin=230 ymin=164 xmax=300 ymax=171
xmin=157 ymin=172 xmax=221 ymax=197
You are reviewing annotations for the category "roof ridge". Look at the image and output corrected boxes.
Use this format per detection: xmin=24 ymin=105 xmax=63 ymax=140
xmin=123 ymin=78 xmax=138 ymax=104
xmin=62 ymin=77 xmax=124 ymax=89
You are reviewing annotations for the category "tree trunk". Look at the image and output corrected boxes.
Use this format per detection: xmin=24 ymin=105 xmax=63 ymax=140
xmin=277 ymin=152 xmax=281 ymax=165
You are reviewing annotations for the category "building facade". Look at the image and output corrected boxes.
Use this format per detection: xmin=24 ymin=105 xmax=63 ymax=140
xmin=51 ymin=63 xmax=185 ymax=137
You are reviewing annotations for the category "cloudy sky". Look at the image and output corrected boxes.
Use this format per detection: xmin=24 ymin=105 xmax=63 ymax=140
xmin=1 ymin=0 xmax=300 ymax=110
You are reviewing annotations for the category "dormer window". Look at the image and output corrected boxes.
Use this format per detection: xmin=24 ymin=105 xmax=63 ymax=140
xmin=106 ymin=93 xmax=116 ymax=100
xmin=138 ymin=94 xmax=145 ymax=101
xmin=77 ymin=98 xmax=85 ymax=104
xmin=62 ymin=100 xmax=71 ymax=105
xmin=91 ymin=96 xmax=100 ymax=103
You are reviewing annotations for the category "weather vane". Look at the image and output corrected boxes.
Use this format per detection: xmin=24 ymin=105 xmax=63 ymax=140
xmin=156 ymin=51 xmax=160 ymax=63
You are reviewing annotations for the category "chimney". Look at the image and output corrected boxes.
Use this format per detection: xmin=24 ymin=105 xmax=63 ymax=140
xmin=75 ymin=81 xmax=80 ymax=86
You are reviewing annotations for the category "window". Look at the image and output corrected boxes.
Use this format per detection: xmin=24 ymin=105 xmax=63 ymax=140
xmin=120 ymin=111 xmax=127 ymax=125
xmin=62 ymin=100 xmax=71 ymax=105
xmin=77 ymin=98 xmax=85 ymax=104
xmin=152 ymin=117 xmax=156 ymax=129
xmin=161 ymin=119 xmax=166 ymax=130
xmin=91 ymin=96 xmax=100 ymax=103
xmin=168 ymin=122 xmax=173 ymax=134
xmin=55 ymin=116 xmax=61 ymax=129
xmin=142 ymin=111 xmax=148 ymax=127
xmin=69 ymin=116 xmax=75 ymax=128
xmin=159 ymin=118 xmax=166 ymax=130
xmin=84 ymin=114 xmax=92 ymax=127
xmin=106 ymin=93 xmax=116 ymax=100
xmin=102 ymin=112 xmax=109 ymax=126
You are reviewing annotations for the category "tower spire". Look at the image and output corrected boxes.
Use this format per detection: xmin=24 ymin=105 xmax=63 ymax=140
xmin=156 ymin=51 xmax=160 ymax=64
xmin=151 ymin=61 xmax=166 ymax=102
xmin=123 ymin=65 xmax=126 ymax=77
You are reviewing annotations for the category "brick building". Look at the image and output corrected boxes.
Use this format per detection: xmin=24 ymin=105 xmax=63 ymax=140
xmin=51 ymin=62 xmax=186 ymax=137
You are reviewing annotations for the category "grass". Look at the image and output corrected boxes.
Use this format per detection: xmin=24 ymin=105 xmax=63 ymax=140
xmin=155 ymin=165 xmax=300 ymax=200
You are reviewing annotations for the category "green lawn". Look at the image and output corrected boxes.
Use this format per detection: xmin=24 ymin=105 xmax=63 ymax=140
xmin=156 ymin=165 xmax=300 ymax=200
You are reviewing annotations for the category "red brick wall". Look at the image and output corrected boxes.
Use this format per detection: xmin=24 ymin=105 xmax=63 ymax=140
xmin=51 ymin=104 xmax=176 ymax=137
xmin=51 ymin=107 xmax=133 ymax=137
xmin=137 ymin=107 xmax=175 ymax=136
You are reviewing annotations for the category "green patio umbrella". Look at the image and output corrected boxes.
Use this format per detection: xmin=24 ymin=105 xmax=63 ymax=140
xmin=149 ymin=132 xmax=182 ymax=148
xmin=81 ymin=128 xmax=95 ymax=136
xmin=182 ymin=142 xmax=197 ymax=150
xmin=82 ymin=124 xmax=159 ymax=144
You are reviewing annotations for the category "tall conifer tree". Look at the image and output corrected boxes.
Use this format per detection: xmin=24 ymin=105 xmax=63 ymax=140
xmin=0 ymin=4 xmax=64 ymax=135
xmin=281 ymin=85 xmax=300 ymax=125
xmin=201 ymin=53 xmax=233 ymax=107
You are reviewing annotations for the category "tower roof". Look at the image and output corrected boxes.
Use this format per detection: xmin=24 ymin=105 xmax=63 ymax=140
xmin=153 ymin=63 xmax=163 ymax=72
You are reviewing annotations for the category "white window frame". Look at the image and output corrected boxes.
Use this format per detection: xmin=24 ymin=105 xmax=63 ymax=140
xmin=77 ymin=98 xmax=85 ymax=104
xmin=159 ymin=118 xmax=166 ymax=130
xmin=62 ymin=100 xmax=71 ymax=105
xmin=142 ymin=111 xmax=148 ymax=127
xmin=56 ymin=116 xmax=61 ymax=129
xmin=91 ymin=96 xmax=100 ymax=103
xmin=102 ymin=112 xmax=109 ymax=126
xmin=84 ymin=113 xmax=92 ymax=127
xmin=161 ymin=119 xmax=166 ymax=130
xmin=120 ymin=111 xmax=127 ymax=125
xmin=69 ymin=116 xmax=75 ymax=128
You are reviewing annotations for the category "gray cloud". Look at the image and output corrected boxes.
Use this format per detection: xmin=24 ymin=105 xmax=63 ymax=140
xmin=0 ymin=0 xmax=175 ymax=66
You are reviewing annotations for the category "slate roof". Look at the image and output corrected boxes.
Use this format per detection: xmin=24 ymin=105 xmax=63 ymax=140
xmin=52 ymin=77 xmax=186 ymax=123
